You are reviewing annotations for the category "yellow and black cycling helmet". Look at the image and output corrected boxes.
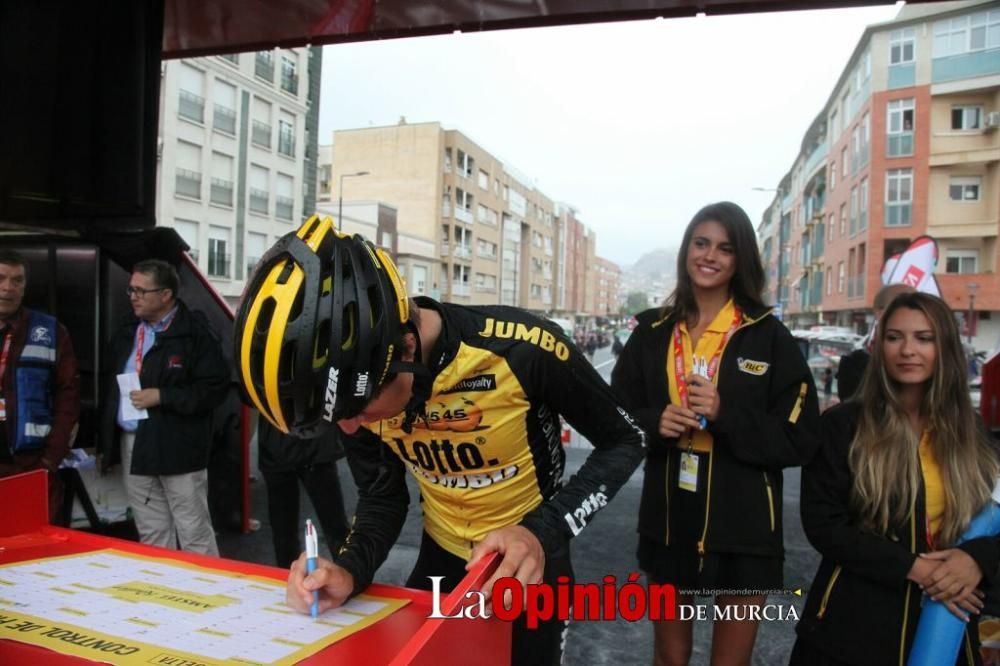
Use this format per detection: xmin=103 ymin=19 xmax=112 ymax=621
xmin=235 ymin=214 xmax=409 ymax=437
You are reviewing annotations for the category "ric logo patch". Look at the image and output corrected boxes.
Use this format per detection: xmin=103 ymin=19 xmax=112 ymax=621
xmin=737 ymin=358 xmax=769 ymax=376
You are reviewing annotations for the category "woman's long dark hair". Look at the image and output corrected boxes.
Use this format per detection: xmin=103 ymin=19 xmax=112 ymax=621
xmin=662 ymin=201 xmax=766 ymax=324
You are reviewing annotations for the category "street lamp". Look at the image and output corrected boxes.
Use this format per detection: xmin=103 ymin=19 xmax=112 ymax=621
xmin=967 ymin=282 xmax=979 ymax=344
xmin=337 ymin=171 xmax=370 ymax=231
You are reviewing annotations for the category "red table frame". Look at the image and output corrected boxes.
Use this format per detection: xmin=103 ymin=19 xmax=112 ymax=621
xmin=0 ymin=470 xmax=511 ymax=665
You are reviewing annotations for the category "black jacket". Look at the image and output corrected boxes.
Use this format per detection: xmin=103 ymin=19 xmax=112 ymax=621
xmin=836 ymin=348 xmax=869 ymax=401
xmin=795 ymin=402 xmax=997 ymax=666
xmin=611 ymin=305 xmax=820 ymax=558
xmin=100 ymin=301 xmax=229 ymax=475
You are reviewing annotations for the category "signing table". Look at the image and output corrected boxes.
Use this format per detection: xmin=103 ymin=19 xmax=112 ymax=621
xmin=0 ymin=470 xmax=510 ymax=665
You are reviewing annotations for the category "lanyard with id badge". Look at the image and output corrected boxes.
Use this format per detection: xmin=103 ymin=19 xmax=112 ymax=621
xmin=671 ymin=308 xmax=742 ymax=493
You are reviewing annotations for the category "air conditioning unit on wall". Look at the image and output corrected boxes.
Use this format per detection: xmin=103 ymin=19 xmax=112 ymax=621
xmin=985 ymin=111 xmax=1000 ymax=130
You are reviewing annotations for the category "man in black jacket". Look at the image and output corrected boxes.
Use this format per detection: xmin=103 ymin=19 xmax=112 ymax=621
xmin=100 ymin=260 xmax=228 ymax=556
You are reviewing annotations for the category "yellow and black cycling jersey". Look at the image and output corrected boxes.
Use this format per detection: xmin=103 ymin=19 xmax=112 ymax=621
xmin=334 ymin=297 xmax=645 ymax=592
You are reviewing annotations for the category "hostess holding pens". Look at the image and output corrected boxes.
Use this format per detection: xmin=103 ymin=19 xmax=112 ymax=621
xmin=305 ymin=519 xmax=319 ymax=618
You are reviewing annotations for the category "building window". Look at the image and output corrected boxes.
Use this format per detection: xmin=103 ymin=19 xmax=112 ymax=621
xmin=949 ymin=176 xmax=982 ymax=201
xmin=208 ymin=232 xmax=230 ymax=278
xmin=255 ymin=51 xmax=274 ymax=81
xmin=252 ymin=120 xmax=271 ymax=149
xmin=859 ymin=177 xmax=869 ymax=231
xmin=889 ymin=27 xmax=916 ymax=64
xmin=278 ymin=119 xmax=295 ymax=157
xmin=219 ymin=53 xmax=239 ymax=66
xmin=830 ymin=162 xmax=836 ymax=190
xmin=886 ymin=98 xmax=915 ymax=157
xmin=280 ymin=56 xmax=298 ymax=95
xmin=952 ymin=106 xmax=983 ymax=130
xmin=886 ymin=168 xmax=913 ymax=226
xmin=478 ymin=170 xmax=489 ymax=190
xmin=946 ymin=249 xmax=978 ymax=274
xmin=178 ymin=90 xmax=205 ymax=124
xmin=839 ymin=203 xmax=847 ymax=237
xmin=849 ymin=186 xmax=858 ymax=236
xmin=934 ymin=10 xmax=1000 ymax=57
xmin=838 ymin=261 xmax=845 ymax=293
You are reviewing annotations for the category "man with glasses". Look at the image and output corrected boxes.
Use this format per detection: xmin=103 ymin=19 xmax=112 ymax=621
xmin=0 ymin=249 xmax=80 ymax=523
xmin=100 ymin=259 xmax=228 ymax=555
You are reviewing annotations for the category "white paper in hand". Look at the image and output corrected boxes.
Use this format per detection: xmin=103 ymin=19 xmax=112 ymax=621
xmin=117 ymin=372 xmax=149 ymax=420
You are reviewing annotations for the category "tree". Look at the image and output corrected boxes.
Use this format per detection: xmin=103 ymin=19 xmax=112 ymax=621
xmin=625 ymin=291 xmax=650 ymax=315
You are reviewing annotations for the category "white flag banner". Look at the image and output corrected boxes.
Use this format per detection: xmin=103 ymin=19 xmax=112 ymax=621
xmin=882 ymin=235 xmax=941 ymax=296
xmin=881 ymin=254 xmax=900 ymax=285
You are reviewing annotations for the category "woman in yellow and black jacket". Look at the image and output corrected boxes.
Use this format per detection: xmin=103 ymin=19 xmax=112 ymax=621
xmin=612 ymin=202 xmax=821 ymax=666
xmin=793 ymin=293 xmax=1000 ymax=666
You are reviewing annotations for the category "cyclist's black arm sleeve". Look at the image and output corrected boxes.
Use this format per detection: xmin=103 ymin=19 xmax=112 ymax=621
xmin=709 ymin=326 xmax=821 ymax=469
xmin=610 ymin=324 xmax=675 ymax=452
xmin=333 ymin=427 xmax=410 ymax=597
xmin=611 ymin=327 xmax=676 ymax=444
xmin=518 ymin=341 xmax=646 ymax=557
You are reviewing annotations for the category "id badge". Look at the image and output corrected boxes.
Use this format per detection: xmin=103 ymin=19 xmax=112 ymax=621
xmin=679 ymin=451 xmax=699 ymax=493
xmin=0 ymin=397 xmax=5 ymax=421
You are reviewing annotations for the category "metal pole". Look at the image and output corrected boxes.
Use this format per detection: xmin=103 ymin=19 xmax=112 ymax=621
xmin=337 ymin=173 xmax=344 ymax=232
xmin=968 ymin=293 xmax=976 ymax=344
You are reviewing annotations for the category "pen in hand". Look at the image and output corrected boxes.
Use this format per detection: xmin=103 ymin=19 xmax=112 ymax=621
xmin=305 ymin=519 xmax=319 ymax=619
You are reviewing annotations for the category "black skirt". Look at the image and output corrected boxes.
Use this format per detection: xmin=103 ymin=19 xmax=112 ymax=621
xmin=637 ymin=470 xmax=783 ymax=596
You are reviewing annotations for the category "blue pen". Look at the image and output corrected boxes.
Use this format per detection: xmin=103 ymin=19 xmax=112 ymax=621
xmin=305 ymin=519 xmax=319 ymax=618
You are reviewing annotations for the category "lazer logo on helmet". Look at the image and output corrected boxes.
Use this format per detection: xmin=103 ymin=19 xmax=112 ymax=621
xmin=354 ymin=372 xmax=369 ymax=397
xmin=477 ymin=318 xmax=570 ymax=361
xmin=322 ymin=368 xmax=340 ymax=422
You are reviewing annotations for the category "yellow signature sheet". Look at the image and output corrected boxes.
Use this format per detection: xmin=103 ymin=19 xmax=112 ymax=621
xmin=0 ymin=549 xmax=408 ymax=665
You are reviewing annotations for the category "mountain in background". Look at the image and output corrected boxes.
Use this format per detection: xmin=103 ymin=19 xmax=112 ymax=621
xmin=629 ymin=248 xmax=677 ymax=278
xmin=619 ymin=247 xmax=678 ymax=311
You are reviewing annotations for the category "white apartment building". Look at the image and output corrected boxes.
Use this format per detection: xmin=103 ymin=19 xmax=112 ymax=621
xmin=157 ymin=48 xmax=317 ymax=305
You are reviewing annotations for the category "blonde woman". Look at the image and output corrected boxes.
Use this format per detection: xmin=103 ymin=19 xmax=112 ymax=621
xmin=793 ymin=292 xmax=1000 ymax=666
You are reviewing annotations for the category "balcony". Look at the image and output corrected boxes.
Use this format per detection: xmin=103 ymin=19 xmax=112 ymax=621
xmin=847 ymin=275 xmax=866 ymax=299
xmin=887 ymin=132 xmax=914 ymax=158
xmin=252 ymin=121 xmax=271 ymax=149
xmin=209 ymin=178 xmax=233 ymax=207
xmin=249 ymin=188 xmax=269 ymax=215
xmin=255 ymin=53 xmax=274 ymax=82
xmin=454 ymin=207 xmax=473 ymax=224
xmin=448 ymin=282 xmax=471 ymax=297
xmin=475 ymin=284 xmax=498 ymax=294
xmin=280 ymin=71 xmax=298 ymax=96
xmin=477 ymin=248 xmax=497 ymax=261
xmin=175 ymin=169 xmax=201 ymax=200
xmin=278 ymin=132 xmax=295 ymax=158
xmin=441 ymin=201 xmax=452 ymax=217
xmin=453 ymin=245 xmax=472 ymax=261
xmin=178 ymin=90 xmax=204 ymax=124
xmin=213 ymin=105 xmax=236 ymax=135
xmin=440 ymin=244 xmax=450 ymax=257
xmin=885 ymin=203 xmax=911 ymax=227
xmin=811 ymin=230 xmax=825 ymax=261
xmin=208 ymin=253 xmax=230 ymax=278
xmin=275 ymin=195 xmax=294 ymax=221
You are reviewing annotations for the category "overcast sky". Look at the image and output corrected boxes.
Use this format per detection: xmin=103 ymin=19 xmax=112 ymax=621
xmin=319 ymin=3 xmax=901 ymax=268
